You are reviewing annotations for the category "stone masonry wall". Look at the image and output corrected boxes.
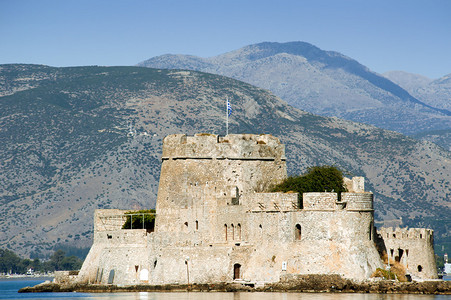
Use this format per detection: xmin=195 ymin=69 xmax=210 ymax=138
xmin=378 ymin=227 xmax=437 ymax=280
xmin=76 ymin=133 xmax=437 ymax=286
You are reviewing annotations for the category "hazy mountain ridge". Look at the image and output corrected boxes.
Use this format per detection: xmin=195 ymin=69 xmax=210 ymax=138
xmin=1 ymin=64 xmax=450 ymax=258
xmin=138 ymin=41 xmax=451 ymax=136
xmin=383 ymin=71 xmax=451 ymax=150
xmin=383 ymin=70 xmax=451 ymax=111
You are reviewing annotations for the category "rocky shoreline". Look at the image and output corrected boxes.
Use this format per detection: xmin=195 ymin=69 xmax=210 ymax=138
xmin=19 ymin=275 xmax=451 ymax=294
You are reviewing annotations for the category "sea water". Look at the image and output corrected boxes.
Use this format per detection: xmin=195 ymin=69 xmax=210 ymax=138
xmin=0 ymin=278 xmax=448 ymax=300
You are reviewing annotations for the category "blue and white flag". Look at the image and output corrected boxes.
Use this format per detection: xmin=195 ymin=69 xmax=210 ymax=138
xmin=227 ymin=99 xmax=232 ymax=116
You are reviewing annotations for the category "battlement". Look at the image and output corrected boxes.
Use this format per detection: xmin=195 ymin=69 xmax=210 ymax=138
xmin=241 ymin=192 xmax=299 ymax=212
xmin=162 ymin=133 xmax=286 ymax=161
xmin=302 ymin=191 xmax=373 ymax=211
xmin=94 ymin=209 xmax=129 ymax=232
xmin=342 ymin=192 xmax=373 ymax=210
xmin=378 ymin=227 xmax=434 ymax=241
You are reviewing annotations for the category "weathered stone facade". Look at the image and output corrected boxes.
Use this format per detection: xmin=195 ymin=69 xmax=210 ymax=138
xmin=75 ymin=134 xmax=437 ymax=286
xmin=378 ymin=227 xmax=437 ymax=280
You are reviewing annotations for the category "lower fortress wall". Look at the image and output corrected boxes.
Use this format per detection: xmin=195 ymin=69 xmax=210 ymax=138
xmin=77 ymin=207 xmax=384 ymax=285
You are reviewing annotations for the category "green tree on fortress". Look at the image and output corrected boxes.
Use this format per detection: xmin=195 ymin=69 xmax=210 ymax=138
xmin=271 ymin=165 xmax=347 ymax=205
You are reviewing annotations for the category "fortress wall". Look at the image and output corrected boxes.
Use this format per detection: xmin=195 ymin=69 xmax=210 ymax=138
xmin=94 ymin=209 xmax=129 ymax=233
xmin=303 ymin=192 xmax=337 ymax=210
xmin=149 ymin=245 xmax=234 ymax=284
xmin=162 ymin=133 xmax=286 ymax=160
xmin=343 ymin=192 xmax=373 ymax=211
xmin=155 ymin=134 xmax=287 ymax=242
xmin=237 ymin=209 xmax=381 ymax=281
xmin=77 ymin=229 xmax=150 ymax=284
xmin=378 ymin=227 xmax=437 ymax=279
xmin=241 ymin=192 xmax=299 ymax=212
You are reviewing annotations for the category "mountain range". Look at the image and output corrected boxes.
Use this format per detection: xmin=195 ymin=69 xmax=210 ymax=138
xmin=0 ymin=64 xmax=450 ymax=258
xmin=138 ymin=41 xmax=451 ymax=150
xmin=383 ymin=70 xmax=451 ymax=150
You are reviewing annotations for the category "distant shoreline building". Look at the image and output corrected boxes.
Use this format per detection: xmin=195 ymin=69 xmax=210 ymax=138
xmin=74 ymin=133 xmax=437 ymax=285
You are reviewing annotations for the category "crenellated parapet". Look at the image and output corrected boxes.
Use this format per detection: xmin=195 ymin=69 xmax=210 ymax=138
xmin=342 ymin=192 xmax=373 ymax=211
xmin=242 ymin=192 xmax=299 ymax=212
xmin=379 ymin=227 xmax=434 ymax=241
xmin=302 ymin=191 xmax=373 ymax=211
xmin=303 ymin=192 xmax=337 ymax=210
xmin=162 ymin=133 xmax=286 ymax=161
xmin=94 ymin=209 xmax=129 ymax=232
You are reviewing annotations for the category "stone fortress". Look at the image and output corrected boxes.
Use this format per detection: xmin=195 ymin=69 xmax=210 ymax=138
xmin=75 ymin=133 xmax=437 ymax=286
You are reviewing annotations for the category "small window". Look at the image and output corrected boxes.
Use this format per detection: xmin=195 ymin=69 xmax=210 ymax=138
xmin=233 ymin=263 xmax=241 ymax=280
xmin=295 ymin=224 xmax=302 ymax=240
xmin=108 ymin=269 xmax=115 ymax=284
xmin=224 ymin=224 xmax=228 ymax=241
xmin=231 ymin=224 xmax=235 ymax=240
xmin=418 ymin=265 xmax=423 ymax=272
xmin=237 ymin=224 xmax=242 ymax=240
xmin=195 ymin=220 xmax=198 ymax=230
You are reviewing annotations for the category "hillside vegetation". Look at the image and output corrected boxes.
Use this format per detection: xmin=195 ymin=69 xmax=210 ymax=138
xmin=0 ymin=64 xmax=449 ymax=258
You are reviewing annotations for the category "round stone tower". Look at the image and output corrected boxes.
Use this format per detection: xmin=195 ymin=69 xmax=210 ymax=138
xmin=154 ymin=133 xmax=287 ymax=241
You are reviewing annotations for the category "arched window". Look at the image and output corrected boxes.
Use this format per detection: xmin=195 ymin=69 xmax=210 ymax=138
xmin=231 ymin=224 xmax=235 ymax=240
xmin=295 ymin=224 xmax=302 ymax=240
xmin=237 ymin=223 xmax=242 ymax=240
xmin=195 ymin=220 xmax=198 ymax=230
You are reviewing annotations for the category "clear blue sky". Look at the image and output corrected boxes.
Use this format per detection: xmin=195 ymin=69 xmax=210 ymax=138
xmin=1 ymin=0 xmax=450 ymax=79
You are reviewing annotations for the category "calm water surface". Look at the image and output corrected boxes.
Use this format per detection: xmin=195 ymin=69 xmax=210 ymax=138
xmin=0 ymin=278 xmax=448 ymax=300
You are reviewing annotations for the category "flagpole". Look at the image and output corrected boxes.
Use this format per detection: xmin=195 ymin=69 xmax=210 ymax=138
xmin=226 ymin=97 xmax=229 ymax=136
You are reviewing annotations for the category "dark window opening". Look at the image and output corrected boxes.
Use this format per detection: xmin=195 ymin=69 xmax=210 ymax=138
xmin=396 ymin=249 xmax=404 ymax=262
xmin=233 ymin=263 xmax=241 ymax=280
xmin=107 ymin=234 xmax=112 ymax=239
xmin=417 ymin=265 xmax=423 ymax=272
xmin=420 ymin=234 xmax=423 ymax=238
xmin=195 ymin=220 xmax=198 ymax=230
xmin=154 ymin=260 xmax=157 ymax=268
xmin=295 ymin=224 xmax=302 ymax=241
xmin=108 ymin=269 xmax=115 ymax=284
xmin=135 ymin=265 xmax=139 ymax=272
xmin=390 ymin=249 xmax=394 ymax=258
xmin=225 ymin=224 xmax=228 ymax=241
xmin=232 ymin=224 xmax=235 ymax=240
xmin=237 ymin=223 xmax=242 ymax=240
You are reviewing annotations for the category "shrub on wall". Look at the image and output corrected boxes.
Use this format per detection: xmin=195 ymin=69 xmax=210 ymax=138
xmin=271 ymin=165 xmax=347 ymax=206
xmin=122 ymin=209 xmax=156 ymax=231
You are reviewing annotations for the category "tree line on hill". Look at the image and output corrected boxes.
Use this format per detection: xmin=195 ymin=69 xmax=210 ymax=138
xmin=0 ymin=248 xmax=83 ymax=274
